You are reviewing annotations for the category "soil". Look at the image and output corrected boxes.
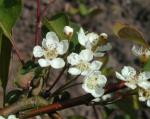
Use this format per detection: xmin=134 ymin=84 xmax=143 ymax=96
xmin=6 ymin=0 xmax=150 ymax=118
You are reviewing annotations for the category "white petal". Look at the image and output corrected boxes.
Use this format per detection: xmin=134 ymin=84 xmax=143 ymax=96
xmin=8 ymin=115 xmax=18 ymax=119
xmin=92 ymin=88 xmax=104 ymax=98
xmin=121 ymin=66 xmax=136 ymax=79
xmin=0 ymin=116 xmax=5 ymax=119
xmin=79 ymin=49 xmax=93 ymax=61
xmin=139 ymin=96 xmax=146 ymax=102
xmin=138 ymin=81 xmax=150 ymax=89
xmin=33 ymin=46 xmax=44 ymax=57
xmin=50 ymin=58 xmax=65 ymax=69
xmin=81 ymin=70 xmax=91 ymax=76
xmin=68 ymin=67 xmax=81 ymax=75
xmin=42 ymin=38 xmax=47 ymax=48
xmin=96 ymin=43 xmax=112 ymax=52
xmin=116 ymin=72 xmax=126 ymax=81
xmin=78 ymin=28 xmax=88 ymax=46
xmin=94 ymin=52 xmax=105 ymax=57
xmin=86 ymin=32 xmax=99 ymax=45
xmin=90 ymin=61 xmax=102 ymax=70
xmin=138 ymin=72 xmax=150 ymax=81
xmin=38 ymin=59 xmax=51 ymax=67
xmin=46 ymin=32 xmax=59 ymax=42
xmin=57 ymin=40 xmax=69 ymax=55
xmin=92 ymin=98 xmax=101 ymax=102
xmin=82 ymin=83 xmax=92 ymax=93
xmin=147 ymin=100 xmax=150 ymax=107
xmin=67 ymin=53 xmax=80 ymax=65
xmin=125 ymin=82 xmax=137 ymax=89
xmin=97 ymin=75 xmax=107 ymax=86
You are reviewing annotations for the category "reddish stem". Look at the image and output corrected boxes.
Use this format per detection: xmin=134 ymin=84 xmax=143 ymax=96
xmin=20 ymin=82 xmax=126 ymax=119
xmin=35 ymin=0 xmax=41 ymax=45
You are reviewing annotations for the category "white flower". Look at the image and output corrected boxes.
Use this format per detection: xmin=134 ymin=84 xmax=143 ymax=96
xmin=33 ymin=32 xmax=69 ymax=68
xmin=8 ymin=115 xmax=18 ymax=119
xmin=67 ymin=49 xmax=102 ymax=75
xmin=64 ymin=26 xmax=73 ymax=36
xmin=132 ymin=45 xmax=150 ymax=57
xmin=78 ymin=28 xmax=99 ymax=49
xmin=0 ymin=116 xmax=5 ymax=119
xmin=138 ymin=88 xmax=150 ymax=107
xmin=116 ymin=66 xmax=150 ymax=89
xmin=78 ymin=28 xmax=112 ymax=57
xmin=82 ymin=71 xmax=107 ymax=98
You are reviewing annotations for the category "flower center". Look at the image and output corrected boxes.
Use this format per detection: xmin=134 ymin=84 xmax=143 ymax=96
xmin=76 ymin=61 xmax=90 ymax=71
xmin=86 ymin=76 xmax=98 ymax=90
xmin=44 ymin=48 xmax=58 ymax=60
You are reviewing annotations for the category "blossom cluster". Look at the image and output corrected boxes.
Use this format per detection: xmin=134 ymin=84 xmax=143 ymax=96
xmin=116 ymin=66 xmax=150 ymax=106
xmin=33 ymin=26 xmax=112 ymax=98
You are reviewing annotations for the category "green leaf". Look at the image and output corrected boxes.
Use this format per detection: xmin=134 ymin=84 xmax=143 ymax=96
xmin=113 ymin=22 xmax=147 ymax=46
xmin=0 ymin=0 xmax=22 ymax=39
xmin=143 ymin=58 xmax=150 ymax=71
xmin=6 ymin=89 xmax=22 ymax=104
xmin=42 ymin=13 xmax=69 ymax=40
xmin=67 ymin=115 xmax=86 ymax=119
xmin=0 ymin=30 xmax=12 ymax=91
xmin=69 ymin=22 xmax=81 ymax=53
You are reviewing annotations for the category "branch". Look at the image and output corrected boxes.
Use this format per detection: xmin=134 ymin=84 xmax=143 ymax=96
xmin=20 ymin=82 xmax=126 ymax=119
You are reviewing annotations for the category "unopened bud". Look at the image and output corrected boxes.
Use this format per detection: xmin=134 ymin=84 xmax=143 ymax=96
xmin=100 ymin=33 xmax=108 ymax=39
xmin=64 ymin=26 xmax=73 ymax=37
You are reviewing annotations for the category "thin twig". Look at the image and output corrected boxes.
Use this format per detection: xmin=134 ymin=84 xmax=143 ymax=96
xmin=35 ymin=0 xmax=41 ymax=45
xmin=92 ymin=105 xmax=99 ymax=119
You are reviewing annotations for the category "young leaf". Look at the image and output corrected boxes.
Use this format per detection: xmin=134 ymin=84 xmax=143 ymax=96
xmin=42 ymin=13 xmax=69 ymax=40
xmin=0 ymin=0 xmax=22 ymax=39
xmin=143 ymin=58 xmax=150 ymax=71
xmin=113 ymin=22 xmax=147 ymax=46
xmin=0 ymin=30 xmax=12 ymax=91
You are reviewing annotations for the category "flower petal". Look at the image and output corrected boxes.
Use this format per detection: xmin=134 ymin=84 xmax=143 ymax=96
xmin=139 ymin=96 xmax=146 ymax=102
xmin=90 ymin=61 xmax=103 ymax=70
xmin=0 ymin=116 xmax=5 ymax=119
xmin=50 ymin=58 xmax=65 ymax=69
xmin=92 ymin=87 xmax=104 ymax=98
xmin=125 ymin=82 xmax=137 ymax=89
xmin=96 ymin=43 xmax=112 ymax=52
xmin=138 ymin=72 xmax=150 ymax=81
xmin=67 ymin=53 xmax=80 ymax=65
xmin=38 ymin=59 xmax=51 ymax=67
xmin=57 ymin=40 xmax=69 ymax=55
xmin=97 ymin=75 xmax=107 ymax=86
xmin=8 ymin=115 xmax=18 ymax=119
xmin=80 ymin=49 xmax=93 ymax=61
xmin=78 ymin=28 xmax=88 ymax=46
xmin=68 ymin=67 xmax=81 ymax=75
xmin=138 ymin=81 xmax=150 ymax=89
xmin=147 ymin=100 xmax=150 ymax=107
xmin=33 ymin=46 xmax=44 ymax=57
xmin=121 ymin=66 xmax=136 ymax=79
xmin=116 ymin=72 xmax=126 ymax=81
xmin=46 ymin=32 xmax=59 ymax=42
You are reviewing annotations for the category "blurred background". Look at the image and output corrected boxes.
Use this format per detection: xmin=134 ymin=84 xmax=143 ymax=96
xmin=8 ymin=0 xmax=150 ymax=118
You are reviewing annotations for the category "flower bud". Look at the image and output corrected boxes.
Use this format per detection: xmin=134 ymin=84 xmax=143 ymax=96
xmin=64 ymin=26 xmax=73 ymax=37
xmin=100 ymin=33 xmax=108 ymax=39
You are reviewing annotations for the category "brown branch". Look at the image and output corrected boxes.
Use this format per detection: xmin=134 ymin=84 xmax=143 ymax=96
xmin=20 ymin=82 xmax=126 ymax=119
